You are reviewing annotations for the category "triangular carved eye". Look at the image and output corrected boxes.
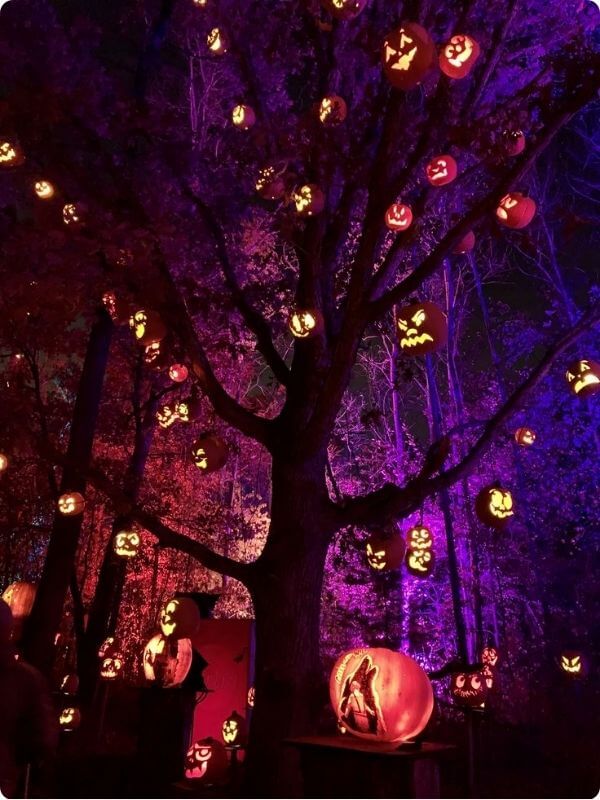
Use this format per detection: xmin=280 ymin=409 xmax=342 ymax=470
xmin=566 ymin=372 xmax=574 ymax=381
xmin=412 ymin=309 xmax=426 ymax=325
xmin=580 ymin=361 xmax=589 ymax=371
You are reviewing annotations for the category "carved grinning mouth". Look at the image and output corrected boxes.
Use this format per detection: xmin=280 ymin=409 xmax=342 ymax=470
xmin=573 ymin=374 xmax=599 ymax=394
xmin=400 ymin=332 xmax=433 ymax=348
xmin=186 ymin=762 xmax=208 ymax=780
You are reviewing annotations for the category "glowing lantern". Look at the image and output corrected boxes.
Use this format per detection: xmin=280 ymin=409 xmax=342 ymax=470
xmin=495 ymin=192 xmax=536 ymax=229
xmin=453 ymin=230 xmax=475 ymax=254
xmin=288 ymin=308 xmax=321 ymax=338
xmin=565 ymin=359 xmax=600 ymax=398
xmin=62 ymin=203 xmax=82 ymax=226
xmin=0 ymin=453 xmax=8 ymax=472
xmin=318 ymin=95 xmax=347 ymax=126
xmin=59 ymin=707 xmax=81 ymax=731
xmin=61 ymin=674 xmax=79 ymax=695
xmin=559 ymin=650 xmax=587 ymax=678
xmin=439 ymin=34 xmax=481 ymax=79
xmin=34 ymin=180 xmax=55 ymax=199
xmin=100 ymin=654 xmax=123 ymax=680
xmin=57 ymin=492 xmax=85 ymax=516
xmin=177 ymin=397 xmax=201 ymax=422
xmin=481 ymin=646 xmax=499 ymax=668
xmin=396 ymin=301 xmax=448 ymax=356
xmin=450 ymin=670 xmax=488 ymax=708
xmin=256 ymin=166 xmax=286 ymax=200
xmin=405 ymin=525 xmax=435 ymax=577
xmin=502 ymin=129 xmax=526 ymax=156
xmin=184 ymin=738 xmax=229 ymax=783
xmin=0 ymin=140 xmax=25 ymax=168
xmin=157 ymin=404 xmax=177 ymax=429
xmin=330 ymin=648 xmax=434 ymax=742
xmin=207 ymin=27 xmax=228 ymax=54
xmin=160 ymin=596 xmax=201 ymax=639
xmin=321 ymin=0 xmax=367 ymax=20
xmin=475 ymin=484 xmax=514 ymax=529
xmin=129 ymin=309 xmax=167 ymax=346
xmin=247 ymin=686 xmax=255 ymax=707
xmin=192 ymin=434 xmax=229 ymax=473
xmin=385 ymin=202 xmax=413 ymax=231
xmin=143 ymin=633 xmax=193 ymax=687
xmin=426 ymin=155 xmax=457 ymax=186
xmin=514 ymin=427 xmax=536 ymax=446
xmin=1 ymin=582 xmax=36 ymax=619
xmin=113 ymin=530 xmax=141 ymax=558
xmin=143 ymin=341 xmax=169 ymax=368
xmin=365 ymin=532 xmax=405 ymax=571
xmin=231 ymin=104 xmax=256 ymax=130
xmin=169 ymin=363 xmax=189 ymax=383
xmin=382 ymin=23 xmax=436 ymax=90
xmin=221 ymin=710 xmax=247 ymax=747
xmin=293 ymin=184 xmax=325 ymax=217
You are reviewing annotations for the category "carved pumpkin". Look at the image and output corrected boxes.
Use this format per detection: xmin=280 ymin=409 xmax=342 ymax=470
xmin=330 ymin=648 xmax=433 ymax=742
xmin=207 ymin=27 xmax=228 ymax=55
xmin=1 ymin=581 xmax=36 ymax=618
xmin=382 ymin=23 xmax=436 ymax=90
xmin=160 ymin=596 xmax=201 ymax=639
xmin=192 ymin=434 xmax=229 ymax=473
xmin=496 ymin=192 xmax=536 ymax=229
xmin=129 ymin=310 xmax=167 ymax=346
xmin=232 ymin=104 xmax=256 ymax=130
xmin=157 ymin=404 xmax=177 ymax=429
xmin=559 ymin=650 xmax=587 ymax=678
xmin=113 ymin=530 xmax=141 ymax=559
xmin=0 ymin=140 xmax=25 ymax=168
xmin=453 ymin=230 xmax=475 ymax=254
xmin=426 ymin=155 xmax=457 ymax=187
xmin=318 ymin=95 xmax=347 ymax=126
xmin=185 ymin=738 xmax=229 ymax=783
xmin=57 ymin=492 xmax=85 ymax=516
xmin=321 ymin=0 xmax=367 ymax=20
xmin=385 ymin=202 xmax=413 ymax=231
xmin=450 ymin=670 xmax=488 ymax=708
xmin=60 ymin=673 xmax=79 ymax=695
xmin=100 ymin=654 xmax=123 ymax=680
xmin=247 ymin=686 xmax=255 ymax=707
xmin=0 ymin=453 xmax=7 ymax=472
xmin=481 ymin=646 xmax=499 ymax=668
xmin=59 ymin=707 xmax=81 ymax=731
xmin=102 ymin=291 xmax=132 ymax=324
xmin=222 ymin=710 xmax=247 ymax=746
xmin=143 ymin=340 xmax=170 ymax=368
xmin=62 ymin=203 xmax=82 ymax=226
xmin=143 ymin=633 xmax=193 ymax=687
xmin=288 ymin=308 xmax=322 ymax=338
xmin=365 ymin=532 xmax=405 ymax=571
xmin=514 ymin=427 xmax=536 ymax=446
xmin=439 ymin=34 xmax=480 ymax=79
xmin=565 ymin=359 xmax=600 ymax=398
xmin=98 ymin=636 xmax=120 ymax=659
xmin=168 ymin=363 xmax=188 ymax=383
xmin=396 ymin=301 xmax=448 ymax=356
xmin=502 ymin=129 xmax=526 ymax=156
xmin=405 ymin=525 xmax=435 ymax=577
xmin=293 ymin=184 xmax=325 ymax=217
xmin=34 ymin=180 xmax=55 ymax=199
xmin=256 ymin=165 xmax=286 ymax=200
xmin=475 ymin=484 xmax=514 ymax=529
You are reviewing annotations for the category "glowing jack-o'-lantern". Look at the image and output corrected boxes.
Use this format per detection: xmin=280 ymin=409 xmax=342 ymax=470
xmin=365 ymin=532 xmax=405 ymax=571
xmin=59 ymin=707 xmax=81 ymax=731
xmin=385 ymin=202 xmax=413 ymax=231
xmin=475 ymin=485 xmax=514 ymax=529
xmin=256 ymin=165 xmax=286 ymax=200
xmin=288 ymin=308 xmax=321 ymax=338
xmin=293 ymin=184 xmax=325 ymax=217
xmin=232 ymin=104 xmax=256 ymax=130
xmin=58 ymin=492 xmax=85 ymax=516
xmin=100 ymin=654 xmax=123 ymax=680
xmin=169 ymin=363 xmax=188 ymax=383
xmin=185 ymin=738 xmax=229 ymax=783
xmin=565 ymin=359 xmax=600 ymax=398
xmin=0 ymin=453 xmax=8 ymax=472
xmin=113 ymin=530 xmax=141 ymax=558
xmin=34 ymin=180 xmax=55 ymax=199
xmin=405 ymin=525 xmax=435 ymax=576
xmin=157 ymin=404 xmax=177 ymax=429
xmin=426 ymin=155 xmax=457 ymax=186
xmin=207 ymin=27 xmax=228 ymax=54
xmin=247 ymin=686 xmax=255 ymax=707
xmin=496 ymin=192 xmax=536 ymax=229
xmin=321 ymin=0 xmax=367 ymax=20
xmin=129 ymin=309 xmax=167 ymax=346
xmin=1 ymin=581 xmax=36 ymax=619
xmin=514 ymin=427 xmax=536 ymax=446
xmin=143 ymin=633 xmax=193 ymax=687
xmin=502 ymin=129 xmax=526 ymax=156
xmin=222 ymin=710 xmax=247 ymax=746
xmin=396 ymin=301 xmax=448 ymax=356
xmin=453 ymin=230 xmax=475 ymax=254
xmin=382 ymin=23 xmax=436 ymax=91
xmin=62 ymin=203 xmax=82 ymax=226
xmin=0 ymin=140 xmax=25 ymax=168
xmin=559 ymin=650 xmax=587 ymax=678
xmin=143 ymin=340 xmax=169 ymax=368
xmin=318 ymin=95 xmax=347 ymax=126
xmin=192 ymin=434 xmax=229 ymax=473
xmin=330 ymin=648 xmax=433 ymax=742
xmin=61 ymin=674 xmax=79 ymax=695
xmin=450 ymin=671 xmax=488 ymax=708
xmin=481 ymin=646 xmax=499 ymax=668
xmin=160 ymin=596 xmax=202 ymax=639
xmin=439 ymin=34 xmax=480 ymax=79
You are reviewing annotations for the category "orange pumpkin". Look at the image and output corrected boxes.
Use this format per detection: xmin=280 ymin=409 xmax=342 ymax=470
xmin=382 ymin=23 xmax=436 ymax=90
xmin=1 ymin=581 xmax=36 ymax=619
xmin=496 ymin=193 xmax=536 ymax=229
xmin=453 ymin=230 xmax=475 ymax=254
xmin=439 ymin=34 xmax=480 ymax=79
xmin=385 ymin=202 xmax=413 ymax=231
xmin=426 ymin=155 xmax=457 ymax=187
xmin=365 ymin=532 xmax=405 ymax=571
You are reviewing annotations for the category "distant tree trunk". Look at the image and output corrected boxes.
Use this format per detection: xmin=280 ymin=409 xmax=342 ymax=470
xmin=23 ymin=310 xmax=113 ymax=675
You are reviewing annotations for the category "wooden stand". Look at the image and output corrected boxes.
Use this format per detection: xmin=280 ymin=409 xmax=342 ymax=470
xmin=286 ymin=736 xmax=455 ymax=799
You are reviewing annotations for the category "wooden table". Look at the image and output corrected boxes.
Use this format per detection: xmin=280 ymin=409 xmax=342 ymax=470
xmin=286 ymin=736 xmax=456 ymax=798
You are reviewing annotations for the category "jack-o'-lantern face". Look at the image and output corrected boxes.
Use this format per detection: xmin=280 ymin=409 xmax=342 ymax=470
xmin=256 ymin=165 xmax=286 ymax=200
xmin=481 ymin=647 xmax=499 ymax=667
xmin=406 ymin=548 xmax=434 ymax=576
xmin=565 ymin=359 xmax=600 ymax=398
xmin=439 ymin=35 xmax=480 ymax=79
xmin=98 ymin=637 xmax=117 ymax=658
xmin=231 ymin=104 xmax=256 ymax=130
xmin=207 ymin=27 xmax=227 ymax=54
xmin=397 ymin=302 xmax=448 ymax=356
xmin=407 ymin=526 xmax=432 ymax=550
xmin=293 ymin=184 xmax=325 ymax=217
xmin=366 ymin=543 xmax=387 ymax=570
xmin=160 ymin=600 xmax=180 ymax=637
xmin=385 ymin=30 xmax=417 ymax=73
xmin=168 ymin=364 xmax=188 ymax=383
xmin=222 ymin=718 xmax=239 ymax=744
xmin=62 ymin=203 xmax=81 ymax=226
xmin=559 ymin=651 xmax=586 ymax=677
xmin=100 ymin=655 xmax=123 ymax=680
xmin=489 ymin=489 xmax=513 ymax=519
xmin=34 ymin=180 xmax=55 ymax=199
xmin=426 ymin=155 xmax=457 ymax=186
xmin=514 ymin=427 xmax=536 ymax=446
xmin=288 ymin=309 xmax=319 ymax=338
xmin=129 ymin=309 xmax=166 ymax=346
xmin=58 ymin=492 xmax=85 ymax=516
xmin=157 ymin=404 xmax=176 ymax=429
xmin=382 ymin=24 xmax=435 ymax=90
xmin=450 ymin=672 xmax=487 ymax=708
xmin=192 ymin=0 xmax=207 ymax=5
xmin=131 ymin=311 xmax=148 ymax=341
xmin=221 ymin=711 xmax=246 ymax=746
xmin=0 ymin=141 xmax=24 ymax=167
xmin=385 ymin=202 xmax=413 ymax=231
xmin=322 ymin=0 xmax=367 ymax=20
xmin=0 ymin=453 xmax=8 ymax=472
xmin=59 ymin=707 xmax=81 ymax=730
xmin=143 ymin=341 xmax=162 ymax=364
xmin=185 ymin=744 xmax=212 ymax=779
xmin=247 ymin=686 xmax=255 ymax=707
xmin=113 ymin=530 xmax=140 ymax=558
xmin=318 ymin=95 xmax=347 ymax=126
xmin=475 ymin=485 xmax=514 ymax=529
xmin=184 ymin=739 xmax=228 ymax=782
xmin=191 ymin=435 xmax=228 ymax=473
xmin=365 ymin=532 xmax=405 ymax=571
xmin=496 ymin=192 xmax=536 ymax=229
xmin=193 ymin=447 xmax=208 ymax=470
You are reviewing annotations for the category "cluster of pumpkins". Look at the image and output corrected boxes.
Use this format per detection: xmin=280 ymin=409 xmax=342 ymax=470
xmin=366 ymin=524 xmax=435 ymax=577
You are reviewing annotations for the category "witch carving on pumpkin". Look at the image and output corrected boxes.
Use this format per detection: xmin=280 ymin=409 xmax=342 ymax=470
xmin=338 ymin=655 xmax=386 ymax=736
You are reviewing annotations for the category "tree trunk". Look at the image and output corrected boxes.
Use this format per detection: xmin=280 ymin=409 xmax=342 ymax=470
xmin=23 ymin=310 xmax=113 ymax=675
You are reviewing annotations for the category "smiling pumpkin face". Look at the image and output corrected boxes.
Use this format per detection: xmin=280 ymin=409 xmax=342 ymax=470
xmin=475 ymin=485 xmax=514 ymax=529
xmin=288 ymin=309 xmax=321 ymax=338
xmin=159 ymin=596 xmax=201 ymax=640
xmin=496 ymin=192 xmax=536 ymax=229
xmin=322 ymin=0 xmax=367 ymax=20
xmin=514 ymin=427 xmax=536 ymax=446
xmin=405 ymin=548 xmax=434 ymax=577
xmin=0 ymin=140 xmax=25 ymax=167
xmin=382 ymin=23 xmax=436 ymax=90
xmin=221 ymin=710 xmax=247 ymax=746
xmin=58 ymin=492 xmax=85 ymax=516
xmin=100 ymin=655 xmax=123 ymax=680
xmin=450 ymin=671 xmax=488 ymax=708
xmin=293 ymin=184 xmax=325 ymax=217
xmin=385 ymin=202 xmax=413 ymax=231
xmin=191 ymin=434 xmax=229 ymax=473
xmin=113 ymin=530 xmax=140 ymax=558
xmin=34 ymin=180 xmax=55 ymax=199
xmin=565 ymin=359 xmax=600 ymax=398
xmin=184 ymin=739 xmax=229 ymax=783
xmin=426 ymin=155 xmax=457 ymax=186
xmin=396 ymin=302 xmax=448 ymax=356
xmin=59 ymin=706 xmax=81 ymax=730
xmin=231 ymin=104 xmax=256 ymax=130
xmin=439 ymin=34 xmax=481 ymax=79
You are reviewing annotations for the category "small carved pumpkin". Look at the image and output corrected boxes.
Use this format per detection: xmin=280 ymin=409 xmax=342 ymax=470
xmin=157 ymin=404 xmax=177 ymax=429
xmin=396 ymin=301 xmax=448 ymax=356
xmin=558 ymin=650 xmax=587 ymax=678
xmin=143 ymin=340 xmax=170 ymax=368
xmin=0 ymin=453 xmax=7 ymax=472
xmin=514 ymin=427 xmax=536 ymax=446
xmin=318 ymin=95 xmax=347 ymax=126
xmin=168 ymin=363 xmax=189 ymax=383
xmin=1 ymin=581 xmax=36 ymax=618
xmin=113 ymin=530 xmax=141 ymax=558
xmin=160 ymin=596 xmax=201 ymax=639
xmin=382 ymin=23 xmax=436 ymax=90
xmin=34 ymin=180 xmax=55 ymax=199
xmin=405 ymin=548 xmax=435 ymax=577
xmin=256 ymin=165 xmax=286 ymax=200
xmin=502 ymin=129 xmax=526 ymax=156
xmin=57 ymin=492 xmax=85 ymax=516
xmin=293 ymin=184 xmax=325 ymax=217
xmin=426 ymin=155 xmax=457 ymax=186
xmin=61 ymin=673 xmax=79 ymax=695
xmin=62 ymin=203 xmax=82 ymax=226
xmin=0 ymin=140 xmax=25 ymax=168
xmin=321 ymin=0 xmax=367 ymax=20
xmin=475 ymin=484 xmax=514 ymax=529
xmin=481 ymin=646 xmax=499 ymax=668
xmin=100 ymin=654 xmax=123 ymax=680
xmin=453 ymin=230 xmax=475 ymax=254
xmin=207 ymin=27 xmax=228 ymax=54
xmin=185 ymin=738 xmax=229 ymax=783
xmin=192 ymin=434 xmax=229 ymax=473
xmin=565 ymin=359 xmax=600 ymax=398
xmin=288 ymin=308 xmax=322 ymax=338
xmin=59 ymin=706 xmax=81 ymax=731
xmin=385 ymin=202 xmax=413 ymax=231
xmin=231 ymin=104 xmax=256 ymax=130
xmin=129 ymin=310 xmax=167 ymax=346
xmin=247 ymin=686 xmax=255 ymax=707
xmin=222 ymin=710 xmax=247 ymax=746
xmin=450 ymin=670 xmax=488 ymax=708
xmin=496 ymin=192 xmax=536 ymax=229
xmin=143 ymin=633 xmax=193 ymax=687
xmin=439 ymin=34 xmax=480 ymax=79
xmin=365 ymin=532 xmax=405 ymax=571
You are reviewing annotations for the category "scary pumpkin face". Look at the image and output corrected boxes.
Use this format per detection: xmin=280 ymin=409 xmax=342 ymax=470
xmin=207 ymin=27 xmax=228 ymax=54
xmin=475 ymin=485 xmax=514 ymax=529
xmin=191 ymin=434 xmax=229 ymax=473
xmin=453 ymin=230 xmax=475 ymax=254
xmin=426 ymin=155 xmax=457 ymax=186
xmin=0 ymin=140 xmax=25 ymax=167
xmin=168 ymin=363 xmax=188 ymax=383
xmin=143 ymin=634 xmax=193 ymax=687
xmin=502 ymin=129 xmax=526 ymax=156
xmin=0 ymin=453 xmax=8 ymax=472
xmin=231 ymin=104 xmax=256 ymax=130
xmin=321 ymin=0 xmax=367 ymax=20
xmin=396 ymin=302 xmax=448 ymax=356
xmin=185 ymin=739 xmax=229 ymax=783
xmin=481 ymin=646 xmax=499 ymax=668
xmin=385 ymin=202 xmax=413 ymax=231
xmin=565 ymin=359 xmax=600 ymax=398
xmin=405 ymin=548 xmax=434 ymax=577
xmin=62 ymin=203 xmax=82 ymax=226
xmin=222 ymin=710 xmax=247 ymax=746
xmin=406 ymin=525 xmax=433 ymax=550
xmin=129 ymin=309 xmax=167 ymax=346
xmin=61 ymin=673 xmax=79 ymax=695
xmin=514 ymin=427 xmax=536 ymax=446
xmin=450 ymin=671 xmax=488 ymax=708
xmin=318 ymin=95 xmax=347 ymax=126
xmin=439 ymin=34 xmax=480 ymax=79
xmin=34 ymin=180 xmax=55 ymax=199
xmin=365 ymin=532 xmax=406 ymax=572
xmin=160 ymin=596 xmax=202 ymax=639
xmin=382 ymin=23 xmax=436 ymax=90
xmin=256 ymin=165 xmax=286 ymax=200
xmin=247 ymin=686 xmax=255 ymax=707
xmin=59 ymin=707 xmax=81 ymax=731
xmin=496 ymin=192 xmax=536 ymax=229
xmin=293 ymin=184 xmax=325 ymax=217
xmin=113 ymin=530 xmax=141 ymax=558
xmin=288 ymin=308 xmax=321 ymax=338
xmin=58 ymin=492 xmax=85 ymax=516
xmin=559 ymin=650 xmax=587 ymax=678
xmin=100 ymin=655 xmax=123 ymax=680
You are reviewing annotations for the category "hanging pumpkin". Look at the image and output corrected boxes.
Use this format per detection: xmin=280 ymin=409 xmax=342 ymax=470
xmin=60 ymin=674 xmax=79 ymax=695
xmin=113 ymin=530 xmax=141 ymax=559
xmin=330 ymin=648 xmax=433 ymax=742
xmin=247 ymin=686 xmax=255 ymax=708
xmin=558 ymin=650 xmax=587 ymax=678
xmin=129 ymin=310 xmax=167 ymax=346
xmin=159 ymin=596 xmax=202 ymax=639
xmin=0 ymin=453 xmax=7 ymax=472
xmin=0 ymin=140 xmax=25 ymax=168
xmin=293 ymin=184 xmax=325 ymax=217
xmin=382 ymin=23 xmax=436 ymax=90
xmin=157 ymin=404 xmax=178 ymax=429
xmin=385 ymin=202 xmax=413 ymax=231
xmin=405 ymin=525 xmax=435 ymax=577
xmin=256 ymin=166 xmax=286 ymax=200
xmin=176 ymin=397 xmax=202 ymax=423
xmin=59 ymin=707 xmax=81 ymax=731
xmin=453 ymin=231 xmax=475 ymax=254
xmin=514 ymin=427 xmax=536 ymax=446
xmin=426 ymin=155 xmax=457 ymax=187
xmin=62 ymin=203 xmax=82 ymax=226
xmin=191 ymin=434 xmax=229 ymax=473
xmin=475 ymin=484 xmax=514 ymax=529
xmin=207 ymin=27 xmax=228 ymax=54
xmin=565 ymin=359 xmax=600 ymax=397
xmin=143 ymin=633 xmax=193 ymax=687
xmin=1 ymin=581 xmax=36 ymax=618
xmin=396 ymin=301 xmax=448 ymax=355
xmin=365 ymin=532 xmax=405 ymax=571
xmin=450 ymin=670 xmax=488 ymax=709
xmin=288 ymin=308 xmax=321 ymax=338
xmin=321 ymin=0 xmax=367 ymax=20
xmin=185 ymin=738 xmax=229 ymax=783
xmin=318 ymin=95 xmax=347 ymax=126
xmin=168 ymin=363 xmax=189 ymax=383
xmin=57 ymin=492 xmax=85 ymax=516
xmin=231 ymin=104 xmax=256 ymax=130
xmin=100 ymin=654 xmax=124 ymax=680
xmin=439 ymin=34 xmax=480 ymax=79
xmin=34 ymin=180 xmax=55 ymax=200
xmin=481 ymin=646 xmax=499 ymax=668
xmin=221 ymin=710 xmax=247 ymax=747
xmin=495 ymin=192 xmax=536 ymax=229
xmin=143 ymin=340 xmax=170 ymax=368
xmin=502 ymin=129 xmax=526 ymax=156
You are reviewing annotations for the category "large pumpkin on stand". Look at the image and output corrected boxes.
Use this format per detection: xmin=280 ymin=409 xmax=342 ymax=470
xmin=330 ymin=648 xmax=433 ymax=742
xmin=184 ymin=738 xmax=229 ymax=783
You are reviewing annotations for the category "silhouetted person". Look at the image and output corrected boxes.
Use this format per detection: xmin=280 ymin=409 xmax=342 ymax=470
xmin=0 ymin=599 xmax=58 ymax=798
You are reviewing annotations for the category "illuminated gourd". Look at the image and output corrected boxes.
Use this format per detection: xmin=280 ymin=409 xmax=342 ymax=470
xmin=207 ymin=27 xmax=228 ymax=55
xmin=160 ymin=596 xmax=201 ymax=639
xmin=0 ymin=140 xmax=25 ymax=167
xmin=221 ymin=710 xmax=247 ymax=746
xmin=59 ymin=707 xmax=81 ymax=731
xmin=57 ymin=492 xmax=85 ymax=516
xmin=365 ymin=532 xmax=405 ymax=571
xmin=0 ymin=453 xmax=8 ymax=472
xmin=450 ymin=671 xmax=488 ymax=708
xmin=176 ymin=397 xmax=202 ymax=423
xmin=382 ymin=23 xmax=436 ymax=90
xmin=514 ymin=427 xmax=536 ymax=446
xmin=426 ymin=155 xmax=457 ymax=186
xmin=318 ymin=95 xmax=347 ymax=126
xmin=168 ymin=363 xmax=189 ymax=383
xmin=321 ymin=0 xmax=367 ymax=20
xmin=61 ymin=674 xmax=79 ymax=695
xmin=475 ymin=484 xmax=514 ymax=529
xmin=288 ymin=309 xmax=321 ymax=338
xmin=247 ymin=686 xmax=255 ymax=707
xmin=502 ymin=129 xmax=525 ymax=156
xmin=453 ymin=231 xmax=475 ymax=254
xmin=496 ymin=192 xmax=536 ymax=229
xmin=396 ymin=301 xmax=448 ymax=356
xmin=129 ymin=310 xmax=167 ymax=346
xmin=192 ymin=434 xmax=229 ymax=473
xmin=565 ymin=359 xmax=600 ymax=398
xmin=256 ymin=166 xmax=286 ymax=200
xmin=330 ymin=648 xmax=434 ymax=742
xmin=293 ymin=184 xmax=325 ymax=217
xmin=100 ymin=654 xmax=123 ymax=680
xmin=62 ymin=203 xmax=82 ymax=226
xmin=481 ymin=646 xmax=499 ymax=668
xmin=385 ymin=202 xmax=413 ymax=231
xmin=185 ymin=738 xmax=229 ymax=783
xmin=405 ymin=525 xmax=435 ymax=577
xmin=1 ymin=581 xmax=36 ymax=618
xmin=113 ymin=530 xmax=141 ymax=558
xmin=439 ymin=34 xmax=480 ymax=79
xmin=232 ymin=104 xmax=256 ymax=130
xmin=34 ymin=180 xmax=55 ymax=199
xmin=559 ymin=650 xmax=587 ymax=678
xmin=143 ymin=633 xmax=193 ymax=687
